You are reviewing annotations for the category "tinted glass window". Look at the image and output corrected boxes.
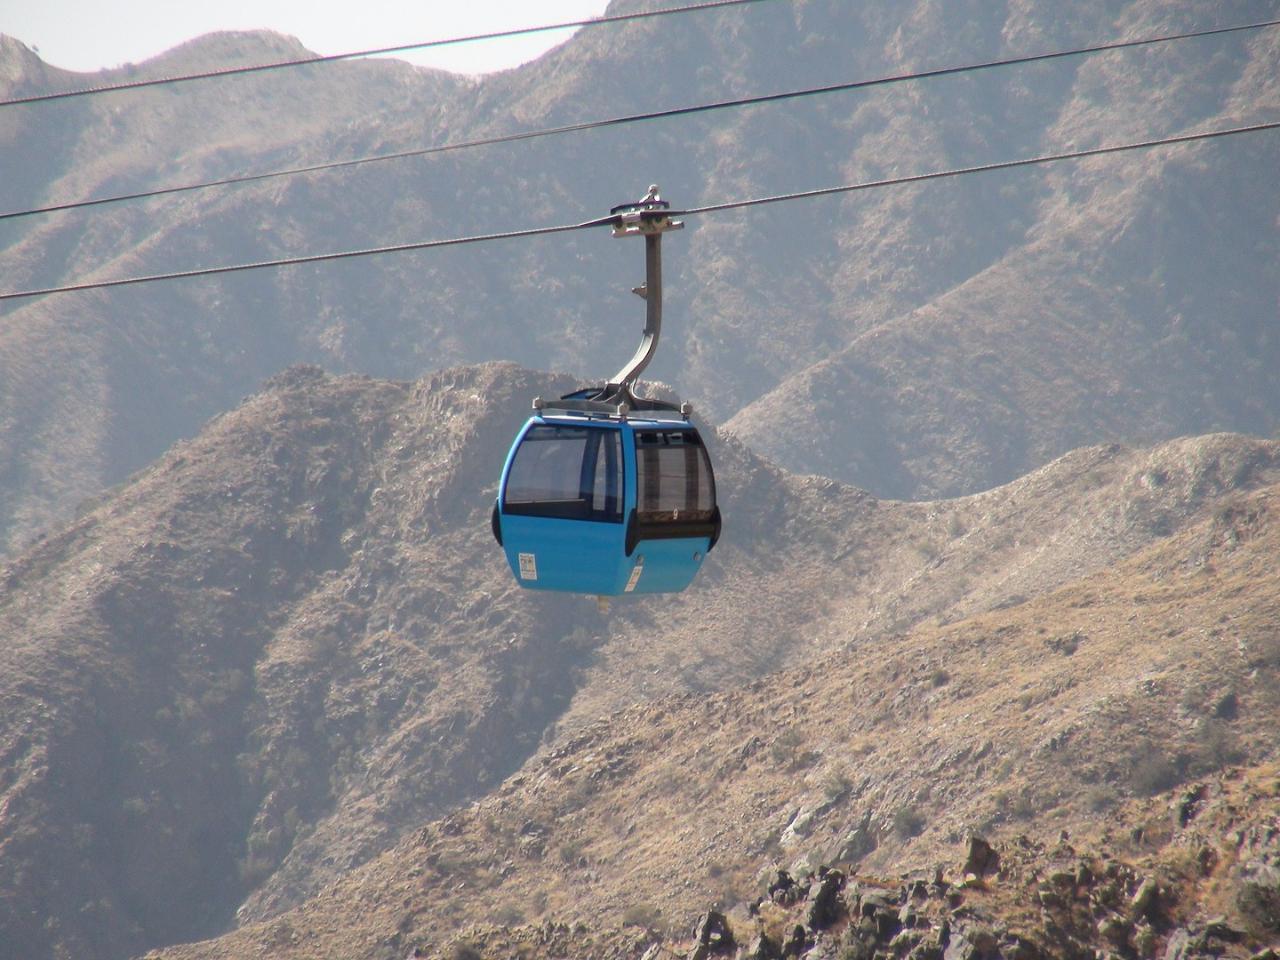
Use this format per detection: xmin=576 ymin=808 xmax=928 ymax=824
xmin=504 ymin=425 xmax=623 ymax=522
xmin=635 ymin=430 xmax=715 ymax=522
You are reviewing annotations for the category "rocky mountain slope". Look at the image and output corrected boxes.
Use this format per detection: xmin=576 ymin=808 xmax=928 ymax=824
xmin=140 ymin=402 xmax=1280 ymax=960
xmin=726 ymin=1 xmax=1280 ymax=497
xmin=2 ymin=364 xmax=1278 ymax=959
xmin=2 ymin=0 xmax=1278 ymax=553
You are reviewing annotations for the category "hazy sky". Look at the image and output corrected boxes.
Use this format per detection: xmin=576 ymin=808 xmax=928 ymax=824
xmin=1 ymin=0 xmax=611 ymax=75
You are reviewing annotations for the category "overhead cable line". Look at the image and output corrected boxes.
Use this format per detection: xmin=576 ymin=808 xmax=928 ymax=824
xmin=3 ymin=119 xmax=1275 ymax=305
xmin=672 ymin=121 xmax=1280 ymax=217
xmin=0 ymin=0 xmax=771 ymax=108
xmin=4 ymin=16 xmax=1277 ymax=225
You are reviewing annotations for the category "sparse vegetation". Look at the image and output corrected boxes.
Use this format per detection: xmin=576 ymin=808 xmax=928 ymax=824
xmin=891 ymin=805 xmax=926 ymax=840
xmin=769 ymin=728 xmax=820 ymax=770
xmin=756 ymin=900 xmax=793 ymax=946
xmin=1085 ymin=785 xmax=1119 ymax=813
xmin=992 ymin=787 xmax=1037 ymax=822
xmin=621 ymin=902 xmax=663 ymax=930
xmin=1186 ymin=719 xmax=1246 ymax=775
xmin=1129 ymin=752 xmax=1180 ymax=797
xmin=1237 ymin=869 xmax=1280 ymax=937
xmin=821 ymin=767 xmax=852 ymax=801
xmin=493 ymin=904 xmax=526 ymax=926
xmin=770 ymin=728 xmax=804 ymax=765
xmin=557 ymin=839 xmax=584 ymax=865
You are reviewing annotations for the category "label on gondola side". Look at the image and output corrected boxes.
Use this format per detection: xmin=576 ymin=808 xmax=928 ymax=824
xmin=624 ymin=557 xmax=644 ymax=593
xmin=518 ymin=553 xmax=538 ymax=580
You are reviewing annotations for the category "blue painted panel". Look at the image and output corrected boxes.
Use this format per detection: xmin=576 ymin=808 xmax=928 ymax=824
xmin=622 ymin=536 xmax=712 ymax=594
xmin=500 ymin=520 xmax=710 ymax=595
xmin=500 ymin=513 xmax=633 ymax=594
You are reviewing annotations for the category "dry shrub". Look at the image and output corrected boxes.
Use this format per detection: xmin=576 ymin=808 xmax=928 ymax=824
xmin=1129 ymin=752 xmax=1179 ymax=797
xmin=1237 ymin=866 xmax=1280 ymax=937
xmin=892 ymin=805 xmax=926 ymax=839
xmin=622 ymin=902 xmax=662 ymax=930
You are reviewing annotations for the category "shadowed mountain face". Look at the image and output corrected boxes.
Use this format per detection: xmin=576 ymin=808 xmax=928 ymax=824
xmin=2 ymin=363 xmax=1278 ymax=959
xmin=0 ymin=365 xmax=596 ymax=959
xmin=2 ymin=0 xmax=1278 ymax=554
xmin=151 ymin=477 xmax=1280 ymax=960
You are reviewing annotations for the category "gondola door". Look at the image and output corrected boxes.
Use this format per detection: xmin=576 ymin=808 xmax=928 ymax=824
xmin=622 ymin=427 xmax=719 ymax=593
xmin=497 ymin=421 xmax=631 ymax=594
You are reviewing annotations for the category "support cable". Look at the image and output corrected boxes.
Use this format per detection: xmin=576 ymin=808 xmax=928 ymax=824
xmin=0 ymin=0 xmax=771 ymax=108
xmin=0 ymin=214 xmax=616 ymax=301
xmin=672 ymin=120 xmax=1280 ymax=218
xmin=1 ymin=120 xmax=1275 ymax=304
xmin=2 ymin=16 xmax=1275 ymax=224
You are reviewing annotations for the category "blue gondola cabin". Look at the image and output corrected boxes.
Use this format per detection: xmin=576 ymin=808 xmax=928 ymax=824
xmin=493 ymin=412 xmax=720 ymax=595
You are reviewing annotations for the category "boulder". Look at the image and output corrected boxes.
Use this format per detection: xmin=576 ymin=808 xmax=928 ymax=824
xmin=781 ymin=924 xmax=807 ymax=958
xmin=1163 ymin=928 xmax=1199 ymax=960
xmin=835 ymin=811 xmax=877 ymax=865
xmin=1097 ymin=914 xmax=1132 ymax=947
xmin=906 ymin=935 xmax=946 ymax=960
xmin=768 ymin=870 xmax=797 ymax=904
xmin=1203 ymin=916 xmax=1245 ymax=944
xmin=740 ymin=934 xmax=781 ymax=960
xmin=962 ymin=837 xmax=999 ymax=878
xmin=1176 ymin=786 xmax=1207 ymax=827
xmin=1237 ymin=861 xmax=1280 ymax=935
xmin=1129 ymin=877 xmax=1160 ymax=922
xmin=689 ymin=910 xmax=735 ymax=960
xmin=806 ymin=869 xmax=846 ymax=930
xmin=999 ymin=933 xmax=1045 ymax=960
xmin=1133 ymin=921 xmax=1157 ymax=960
xmin=942 ymin=922 xmax=998 ymax=960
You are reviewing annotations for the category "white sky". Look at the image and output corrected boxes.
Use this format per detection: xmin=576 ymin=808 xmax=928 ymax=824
xmin=0 ymin=0 xmax=612 ymax=76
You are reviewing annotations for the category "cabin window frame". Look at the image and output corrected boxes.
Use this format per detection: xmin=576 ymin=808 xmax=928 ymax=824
xmin=503 ymin=424 xmax=625 ymax=523
xmin=634 ymin=429 xmax=717 ymax=524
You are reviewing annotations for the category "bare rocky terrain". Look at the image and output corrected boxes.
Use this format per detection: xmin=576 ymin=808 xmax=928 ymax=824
xmin=141 ymin=421 xmax=1280 ymax=960
xmin=1 ymin=365 xmax=1278 ymax=959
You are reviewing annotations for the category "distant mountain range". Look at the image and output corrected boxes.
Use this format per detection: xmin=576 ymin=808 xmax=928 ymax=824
xmin=2 ymin=0 xmax=1277 ymax=554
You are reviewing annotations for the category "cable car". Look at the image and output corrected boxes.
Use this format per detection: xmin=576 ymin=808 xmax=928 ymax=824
xmin=494 ymin=407 xmax=720 ymax=595
xmin=491 ymin=188 xmax=722 ymax=596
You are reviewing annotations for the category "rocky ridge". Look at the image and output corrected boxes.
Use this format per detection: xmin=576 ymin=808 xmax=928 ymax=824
xmin=420 ymin=773 xmax=1280 ymax=960
xmin=135 ymin=432 xmax=1280 ymax=959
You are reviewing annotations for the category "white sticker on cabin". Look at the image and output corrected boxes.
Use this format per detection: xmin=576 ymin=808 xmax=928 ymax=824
xmin=624 ymin=557 xmax=644 ymax=593
xmin=518 ymin=553 xmax=538 ymax=581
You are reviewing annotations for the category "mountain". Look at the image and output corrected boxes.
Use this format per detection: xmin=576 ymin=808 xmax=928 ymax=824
xmin=145 ymin=466 xmax=1280 ymax=959
xmin=2 ymin=0 xmax=1278 ymax=555
xmin=726 ymin=55 xmax=1280 ymax=496
xmin=1 ymin=364 xmax=1277 ymax=959
xmin=0 ymin=364 xmax=582 ymax=959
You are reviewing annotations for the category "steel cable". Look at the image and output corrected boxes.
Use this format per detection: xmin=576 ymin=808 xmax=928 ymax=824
xmin=4 ymin=16 xmax=1276 ymax=224
xmin=4 ymin=120 xmax=1275 ymax=303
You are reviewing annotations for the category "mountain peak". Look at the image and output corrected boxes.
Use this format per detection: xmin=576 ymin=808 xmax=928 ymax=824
xmin=142 ymin=29 xmax=316 ymax=73
xmin=0 ymin=33 xmax=68 ymax=87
